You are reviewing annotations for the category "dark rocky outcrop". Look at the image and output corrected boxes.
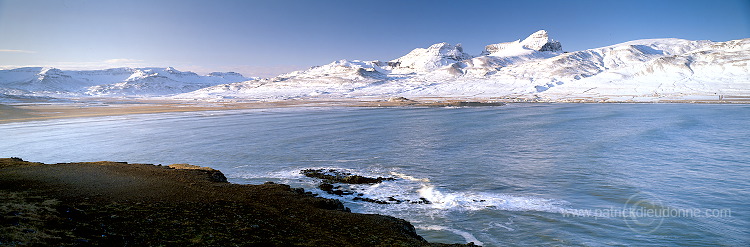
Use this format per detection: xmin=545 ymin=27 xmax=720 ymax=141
xmin=539 ymin=41 xmax=563 ymax=52
xmin=388 ymin=96 xmax=414 ymax=102
xmin=167 ymin=163 xmax=228 ymax=183
xmin=0 ymin=158 xmax=474 ymax=246
xmin=301 ymin=169 xmax=394 ymax=184
xmin=303 ymin=169 xmax=436 ymax=205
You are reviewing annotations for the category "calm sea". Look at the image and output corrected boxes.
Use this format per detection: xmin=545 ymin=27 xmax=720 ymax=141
xmin=2 ymin=104 xmax=748 ymax=246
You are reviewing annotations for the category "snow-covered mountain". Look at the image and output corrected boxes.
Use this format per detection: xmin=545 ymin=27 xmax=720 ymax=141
xmin=3 ymin=30 xmax=748 ymax=102
xmin=180 ymin=30 xmax=750 ymax=102
xmin=0 ymin=67 xmax=253 ymax=97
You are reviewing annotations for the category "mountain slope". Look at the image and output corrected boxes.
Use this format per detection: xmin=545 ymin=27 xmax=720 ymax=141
xmin=179 ymin=30 xmax=749 ymax=102
xmin=3 ymin=30 xmax=748 ymax=102
xmin=0 ymin=67 xmax=253 ymax=97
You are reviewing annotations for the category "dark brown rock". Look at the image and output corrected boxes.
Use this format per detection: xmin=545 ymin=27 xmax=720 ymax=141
xmin=0 ymin=158 xmax=475 ymax=246
xmin=301 ymin=169 xmax=394 ymax=184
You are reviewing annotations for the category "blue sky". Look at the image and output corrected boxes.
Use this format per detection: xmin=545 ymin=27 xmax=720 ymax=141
xmin=1 ymin=0 xmax=748 ymax=77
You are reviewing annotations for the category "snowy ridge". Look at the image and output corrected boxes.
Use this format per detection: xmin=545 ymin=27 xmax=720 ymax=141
xmin=0 ymin=67 xmax=254 ymax=97
xmin=179 ymin=30 xmax=749 ymax=102
xmin=183 ymin=60 xmax=387 ymax=100
xmin=386 ymin=42 xmax=473 ymax=74
xmin=482 ymin=29 xmax=562 ymax=55
xmin=3 ymin=30 xmax=748 ymax=102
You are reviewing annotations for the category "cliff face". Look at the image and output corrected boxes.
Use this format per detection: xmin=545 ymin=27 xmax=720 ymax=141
xmin=0 ymin=158 xmax=469 ymax=246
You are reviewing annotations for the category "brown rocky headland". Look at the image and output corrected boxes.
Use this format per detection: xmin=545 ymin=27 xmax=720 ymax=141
xmin=0 ymin=158 xmax=475 ymax=246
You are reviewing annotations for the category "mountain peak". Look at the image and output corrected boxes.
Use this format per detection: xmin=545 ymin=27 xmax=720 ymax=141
xmin=520 ymin=30 xmax=562 ymax=52
xmin=0 ymin=67 xmax=252 ymax=97
xmin=430 ymin=42 xmax=470 ymax=60
xmin=482 ymin=30 xmax=562 ymax=55
xmin=38 ymin=67 xmax=62 ymax=74
xmin=525 ymin=29 xmax=549 ymax=38
xmin=389 ymin=42 xmax=472 ymax=72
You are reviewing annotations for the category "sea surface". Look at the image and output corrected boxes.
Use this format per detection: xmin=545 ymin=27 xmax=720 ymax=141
xmin=2 ymin=104 xmax=748 ymax=246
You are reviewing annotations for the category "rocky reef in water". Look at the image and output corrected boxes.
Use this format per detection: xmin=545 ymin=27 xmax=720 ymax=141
xmin=302 ymin=169 xmax=433 ymax=205
xmin=0 ymin=158 xmax=476 ymax=246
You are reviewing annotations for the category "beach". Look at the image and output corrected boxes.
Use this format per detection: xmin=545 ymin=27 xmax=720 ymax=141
xmin=3 ymin=95 xmax=747 ymax=124
xmin=0 ymin=97 xmax=503 ymax=124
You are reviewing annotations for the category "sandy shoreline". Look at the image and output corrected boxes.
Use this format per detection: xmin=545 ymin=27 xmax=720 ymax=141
xmin=0 ymin=97 xmax=503 ymax=124
xmin=0 ymin=100 xmax=310 ymax=124
xmin=1 ymin=97 xmax=747 ymax=124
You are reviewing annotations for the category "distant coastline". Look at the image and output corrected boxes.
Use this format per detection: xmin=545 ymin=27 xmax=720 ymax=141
xmin=1 ymin=96 xmax=748 ymax=124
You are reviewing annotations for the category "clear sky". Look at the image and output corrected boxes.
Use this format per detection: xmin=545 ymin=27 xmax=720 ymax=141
xmin=1 ymin=0 xmax=748 ymax=77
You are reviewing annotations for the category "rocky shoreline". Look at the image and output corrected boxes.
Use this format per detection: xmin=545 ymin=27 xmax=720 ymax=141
xmin=302 ymin=169 xmax=433 ymax=205
xmin=0 ymin=158 xmax=475 ymax=246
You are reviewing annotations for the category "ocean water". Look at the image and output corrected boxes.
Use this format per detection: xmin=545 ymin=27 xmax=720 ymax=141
xmin=1 ymin=104 xmax=748 ymax=246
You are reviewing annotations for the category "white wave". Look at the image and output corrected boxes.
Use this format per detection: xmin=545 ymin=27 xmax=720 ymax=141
xmin=230 ymin=165 xmax=355 ymax=180
xmin=489 ymin=219 xmax=515 ymax=231
xmin=417 ymin=225 xmax=484 ymax=246
xmin=232 ymin=167 xmax=572 ymax=215
xmin=416 ymin=184 xmax=570 ymax=213
xmin=390 ymin=171 xmax=431 ymax=182
xmin=229 ymin=168 xmax=304 ymax=180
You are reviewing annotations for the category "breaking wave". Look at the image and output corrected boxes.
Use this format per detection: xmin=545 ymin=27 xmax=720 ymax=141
xmin=231 ymin=166 xmax=572 ymax=214
xmin=417 ymin=225 xmax=484 ymax=246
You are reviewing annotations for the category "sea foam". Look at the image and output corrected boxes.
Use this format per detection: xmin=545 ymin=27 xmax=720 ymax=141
xmin=249 ymin=167 xmax=573 ymax=214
